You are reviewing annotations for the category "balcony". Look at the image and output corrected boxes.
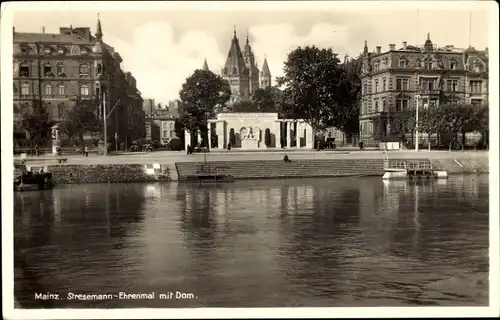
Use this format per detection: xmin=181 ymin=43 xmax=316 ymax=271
xmin=418 ymin=89 xmax=441 ymax=96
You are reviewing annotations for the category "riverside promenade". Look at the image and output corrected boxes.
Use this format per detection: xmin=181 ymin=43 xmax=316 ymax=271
xmin=14 ymin=149 xmax=490 ymax=166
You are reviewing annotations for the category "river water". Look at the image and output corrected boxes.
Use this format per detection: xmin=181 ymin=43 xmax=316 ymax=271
xmin=14 ymin=175 xmax=489 ymax=308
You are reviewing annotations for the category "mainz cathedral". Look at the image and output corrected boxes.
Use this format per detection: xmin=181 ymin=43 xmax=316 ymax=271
xmin=202 ymin=28 xmax=272 ymax=105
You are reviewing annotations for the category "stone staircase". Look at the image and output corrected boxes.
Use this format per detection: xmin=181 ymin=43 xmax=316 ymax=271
xmin=175 ymin=159 xmax=387 ymax=180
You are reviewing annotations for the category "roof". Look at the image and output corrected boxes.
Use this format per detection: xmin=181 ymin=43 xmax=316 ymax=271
xmin=202 ymin=58 xmax=209 ymax=71
xmin=222 ymin=32 xmax=248 ymax=77
xmin=261 ymin=58 xmax=271 ymax=76
xmin=14 ymin=32 xmax=93 ymax=44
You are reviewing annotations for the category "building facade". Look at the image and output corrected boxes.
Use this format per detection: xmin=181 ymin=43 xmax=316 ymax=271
xmin=144 ymin=100 xmax=180 ymax=144
xmin=203 ymin=29 xmax=272 ymax=105
xmin=13 ymin=16 xmax=145 ymax=149
xmin=359 ymin=34 xmax=489 ymax=142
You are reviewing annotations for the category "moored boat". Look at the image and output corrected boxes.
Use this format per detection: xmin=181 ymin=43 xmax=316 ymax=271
xmin=14 ymin=160 xmax=55 ymax=192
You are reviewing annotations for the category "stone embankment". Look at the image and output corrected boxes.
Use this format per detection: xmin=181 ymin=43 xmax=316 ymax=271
xmin=43 ymin=152 xmax=488 ymax=184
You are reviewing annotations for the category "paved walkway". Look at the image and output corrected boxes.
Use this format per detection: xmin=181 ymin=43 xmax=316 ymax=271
xmin=14 ymin=149 xmax=489 ymax=166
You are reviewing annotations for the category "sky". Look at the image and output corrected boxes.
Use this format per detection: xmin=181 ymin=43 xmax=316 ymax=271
xmin=9 ymin=1 xmax=492 ymax=105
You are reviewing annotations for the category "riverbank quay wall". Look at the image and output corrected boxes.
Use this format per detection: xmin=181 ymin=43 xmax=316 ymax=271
xmin=45 ymin=152 xmax=488 ymax=184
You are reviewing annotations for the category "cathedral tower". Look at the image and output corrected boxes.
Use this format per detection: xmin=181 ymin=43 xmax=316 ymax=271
xmin=260 ymin=58 xmax=271 ymax=88
xmin=221 ymin=27 xmax=250 ymax=104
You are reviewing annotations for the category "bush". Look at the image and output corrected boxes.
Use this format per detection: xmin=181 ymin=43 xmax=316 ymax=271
xmin=168 ymin=138 xmax=184 ymax=151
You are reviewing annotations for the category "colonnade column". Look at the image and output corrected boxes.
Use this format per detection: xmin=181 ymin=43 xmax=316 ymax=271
xmin=305 ymin=124 xmax=314 ymax=149
xmin=184 ymin=130 xmax=192 ymax=150
xmin=216 ymin=121 xmax=226 ymax=149
xmin=207 ymin=124 xmax=212 ymax=149
xmin=286 ymin=121 xmax=292 ymax=148
xmin=275 ymin=121 xmax=282 ymax=148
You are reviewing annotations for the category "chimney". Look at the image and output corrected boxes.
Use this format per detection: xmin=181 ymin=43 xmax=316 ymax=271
xmin=376 ymin=46 xmax=381 ymax=54
xmin=13 ymin=26 xmax=15 ymax=34
xmin=389 ymin=44 xmax=395 ymax=51
xmin=403 ymin=41 xmax=407 ymax=50
xmin=42 ymin=27 xmax=45 ymax=34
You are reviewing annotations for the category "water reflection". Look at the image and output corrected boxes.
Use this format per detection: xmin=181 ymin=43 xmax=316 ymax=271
xmin=14 ymin=175 xmax=489 ymax=308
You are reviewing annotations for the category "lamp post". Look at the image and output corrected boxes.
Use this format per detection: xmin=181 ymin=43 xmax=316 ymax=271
xmin=415 ymin=94 xmax=420 ymax=151
xmin=103 ymin=91 xmax=108 ymax=156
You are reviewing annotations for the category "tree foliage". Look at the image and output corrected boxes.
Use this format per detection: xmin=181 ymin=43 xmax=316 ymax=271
xmin=276 ymin=46 xmax=360 ymax=134
xmin=174 ymin=118 xmax=185 ymax=147
xmin=21 ymin=100 xmax=53 ymax=154
xmin=59 ymin=100 xmax=102 ymax=149
xmin=178 ymin=69 xmax=231 ymax=144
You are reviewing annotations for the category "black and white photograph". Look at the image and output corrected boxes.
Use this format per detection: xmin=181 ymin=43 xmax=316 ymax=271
xmin=1 ymin=1 xmax=498 ymax=319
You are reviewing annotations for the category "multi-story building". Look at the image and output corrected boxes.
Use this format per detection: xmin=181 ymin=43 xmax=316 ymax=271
xmin=359 ymin=34 xmax=489 ymax=142
xmin=203 ymin=28 xmax=272 ymax=105
xmin=13 ymin=15 xmax=145 ymax=149
xmin=142 ymin=98 xmax=155 ymax=114
xmin=145 ymin=99 xmax=180 ymax=144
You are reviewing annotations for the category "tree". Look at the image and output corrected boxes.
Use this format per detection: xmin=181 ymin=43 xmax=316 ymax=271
xmin=59 ymin=100 xmax=102 ymax=152
xmin=21 ymin=100 xmax=53 ymax=156
xmin=178 ymin=69 xmax=231 ymax=147
xmin=339 ymin=56 xmax=362 ymax=141
xmin=475 ymin=104 xmax=489 ymax=149
xmin=174 ymin=118 xmax=185 ymax=148
xmin=276 ymin=46 xmax=360 ymax=135
xmin=252 ymin=87 xmax=282 ymax=113
xmin=439 ymin=103 xmax=478 ymax=150
xmin=419 ymin=105 xmax=446 ymax=149
xmin=229 ymin=100 xmax=259 ymax=113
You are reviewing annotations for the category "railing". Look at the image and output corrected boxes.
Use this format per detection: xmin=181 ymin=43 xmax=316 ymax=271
xmin=384 ymin=159 xmax=433 ymax=170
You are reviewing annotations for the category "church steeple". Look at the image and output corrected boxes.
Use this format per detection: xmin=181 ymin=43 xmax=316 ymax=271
xmin=363 ymin=40 xmax=368 ymax=54
xmin=260 ymin=57 xmax=271 ymax=89
xmin=222 ymin=27 xmax=247 ymax=77
xmin=202 ymin=58 xmax=209 ymax=71
xmin=96 ymin=13 xmax=103 ymax=40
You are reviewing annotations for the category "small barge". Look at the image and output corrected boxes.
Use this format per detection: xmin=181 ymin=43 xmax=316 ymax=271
xmin=382 ymin=159 xmax=448 ymax=180
xmin=182 ymin=163 xmax=235 ymax=183
xmin=14 ymin=160 xmax=55 ymax=191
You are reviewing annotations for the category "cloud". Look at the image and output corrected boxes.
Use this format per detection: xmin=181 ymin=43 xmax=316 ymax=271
xmin=250 ymin=22 xmax=350 ymax=84
xmin=114 ymin=21 xmax=352 ymax=104
xmin=114 ymin=22 xmax=226 ymax=105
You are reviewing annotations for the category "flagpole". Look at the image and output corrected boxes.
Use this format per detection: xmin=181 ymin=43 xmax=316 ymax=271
xmin=103 ymin=91 xmax=107 ymax=156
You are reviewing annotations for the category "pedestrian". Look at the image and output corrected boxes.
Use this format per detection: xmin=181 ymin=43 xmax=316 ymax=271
xmin=186 ymin=144 xmax=191 ymax=155
xmin=84 ymin=146 xmax=89 ymax=157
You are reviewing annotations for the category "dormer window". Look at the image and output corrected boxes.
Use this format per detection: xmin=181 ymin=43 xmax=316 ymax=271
xmin=450 ymin=61 xmax=457 ymax=70
xmin=43 ymin=63 xmax=52 ymax=76
xmin=58 ymin=47 xmax=64 ymax=54
xmin=20 ymin=45 xmax=29 ymax=53
xmin=81 ymin=47 xmax=88 ymax=55
xmin=79 ymin=64 xmax=89 ymax=75
xmin=423 ymin=58 xmax=433 ymax=70
xmin=45 ymin=47 xmax=51 ymax=55
xmin=374 ymin=62 xmax=379 ymax=72
xmin=473 ymin=62 xmax=482 ymax=72
xmin=398 ymin=58 xmax=407 ymax=68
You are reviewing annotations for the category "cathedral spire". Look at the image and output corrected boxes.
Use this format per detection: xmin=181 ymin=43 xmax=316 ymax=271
xmin=363 ymin=40 xmax=368 ymax=53
xmin=233 ymin=25 xmax=237 ymax=38
xmin=261 ymin=58 xmax=271 ymax=76
xmin=246 ymin=28 xmax=249 ymax=44
xmin=96 ymin=13 xmax=103 ymax=40
xmin=202 ymin=58 xmax=209 ymax=71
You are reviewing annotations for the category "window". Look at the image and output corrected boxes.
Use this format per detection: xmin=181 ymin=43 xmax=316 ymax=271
xmin=374 ymin=100 xmax=378 ymax=112
xmin=361 ymin=102 xmax=366 ymax=115
xmin=450 ymin=61 xmax=457 ymax=70
xmin=21 ymin=83 xmax=30 ymax=95
xmin=421 ymin=78 xmax=434 ymax=91
xmin=470 ymin=80 xmax=482 ymax=93
xmin=80 ymin=84 xmax=89 ymax=96
xmin=44 ymin=83 xmax=52 ymax=95
xmin=446 ymin=79 xmax=459 ymax=92
xmin=382 ymin=78 xmax=386 ymax=91
xmin=374 ymin=62 xmax=379 ymax=72
xmin=169 ymin=122 xmax=174 ymax=130
xmin=382 ymin=98 xmax=386 ymax=111
xmin=79 ymin=64 xmax=89 ymax=75
xmin=424 ymin=59 xmax=433 ymax=70
xmin=363 ymin=83 xmax=368 ymax=95
xmin=398 ymin=59 xmax=407 ymax=68
xmin=57 ymin=103 xmax=66 ymax=118
xmin=58 ymin=47 xmax=64 ymax=54
xmin=170 ymin=130 xmax=175 ymax=137
xmin=395 ymin=99 xmax=408 ymax=112
xmin=367 ymin=102 xmax=372 ymax=114
xmin=396 ymin=78 xmax=409 ymax=91
xmin=57 ymin=63 xmax=64 ymax=75
xmin=97 ymin=64 xmax=102 ymax=75
xmin=162 ymin=130 xmax=168 ymax=138
xmin=473 ymin=63 xmax=482 ymax=73
xmin=20 ymin=65 xmax=30 ymax=77
xmin=58 ymin=85 xmax=66 ymax=95
xmin=374 ymin=80 xmax=379 ymax=93
xmin=471 ymin=99 xmax=482 ymax=106
xmin=43 ymin=63 xmax=52 ymax=76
